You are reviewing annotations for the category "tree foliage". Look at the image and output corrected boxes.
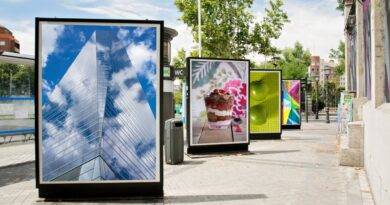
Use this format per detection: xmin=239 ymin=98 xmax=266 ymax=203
xmin=278 ymin=42 xmax=311 ymax=79
xmin=0 ymin=63 xmax=34 ymax=96
xmin=329 ymin=41 xmax=345 ymax=76
xmin=171 ymin=48 xmax=186 ymax=69
xmin=174 ymin=0 xmax=289 ymax=59
xmin=336 ymin=0 xmax=344 ymax=13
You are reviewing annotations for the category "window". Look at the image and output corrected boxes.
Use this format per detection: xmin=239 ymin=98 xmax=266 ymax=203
xmin=0 ymin=40 xmax=5 ymax=46
xmin=347 ymin=21 xmax=357 ymax=92
xmin=385 ymin=0 xmax=390 ymax=102
xmin=363 ymin=0 xmax=372 ymax=99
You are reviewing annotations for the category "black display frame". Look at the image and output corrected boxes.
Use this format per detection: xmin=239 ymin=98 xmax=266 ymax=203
xmin=249 ymin=69 xmax=282 ymax=140
xmin=186 ymin=57 xmax=250 ymax=154
xmin=34 ymin=18 xmax=164 ymax=199
xmin=281 ymin=79 xmax=302 ymax=130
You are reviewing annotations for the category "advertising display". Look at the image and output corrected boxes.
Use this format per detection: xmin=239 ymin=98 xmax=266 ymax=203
xmin=35 ymin=18 xmax=163 ymax=198
xmin=187 ymin=58 xmax=249 ymax=153
xmin=338 ymin=92 xmax=354 ymax=135
xmin=249 ymin=70 xmax=282 ymax=139
xmin=282 ymin=80 xmax=301 ymax=129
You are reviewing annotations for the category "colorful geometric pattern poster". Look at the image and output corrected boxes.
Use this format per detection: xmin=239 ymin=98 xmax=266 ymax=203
xmin=282 ymin=80 xmax=301 ymax=126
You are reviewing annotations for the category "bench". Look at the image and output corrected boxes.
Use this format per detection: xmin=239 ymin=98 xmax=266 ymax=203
xmin=0 ymin=128 xmax=35 ymax=144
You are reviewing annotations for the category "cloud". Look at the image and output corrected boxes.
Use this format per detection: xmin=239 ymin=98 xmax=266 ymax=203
xmin=62 ymin=0 xmax=173 ymax=19
xmin=170 ymin=24 xmax=196 ymax=59
xmin=133 ymin=27 xmax=147 ymax=37
xmin=117 ymin=28 xmax=129 ymax=40
xmin=267 ymin=0 xmax=344 ymax=61
xmin=42 ymin=29 xmax=158 ymax=180
xmin=41 ymin=24 xmax=65 ymax=67
xmin=126 ymin=43 xmax=157 ymax=88
xmin=79 ymin=31 xmax=86 ymax=42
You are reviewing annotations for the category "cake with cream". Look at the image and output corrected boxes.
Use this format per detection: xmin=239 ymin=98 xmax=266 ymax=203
xmin=204 ymin=89 xmax=234 ymax=129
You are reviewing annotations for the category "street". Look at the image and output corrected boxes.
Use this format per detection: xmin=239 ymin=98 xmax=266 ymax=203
xmin=0 ymin=121 xmax=374 ymax=204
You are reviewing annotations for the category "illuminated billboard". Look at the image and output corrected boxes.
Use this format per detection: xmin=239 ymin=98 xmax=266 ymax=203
xmin=282 ymin=80 xmax=301 ymax=128
xmin=187 ymin=58 xmax=249 ymax=152
xmin=36 ymin=18 xmax=163 ymax=198
xmin=249 ymin=70 xmax=281 ymax=139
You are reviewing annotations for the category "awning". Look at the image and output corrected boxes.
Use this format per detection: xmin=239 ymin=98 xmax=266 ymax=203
xmin=0 ymin=51 xmax=34 ymax=66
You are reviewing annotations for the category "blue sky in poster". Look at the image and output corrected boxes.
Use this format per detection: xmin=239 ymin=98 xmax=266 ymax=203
xmin=42 ymin=24 xmax=157 ymax=116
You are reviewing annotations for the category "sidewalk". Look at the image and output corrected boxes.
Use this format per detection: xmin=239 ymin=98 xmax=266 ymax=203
xmin=0 ymin=121 xmax=374 ymax=204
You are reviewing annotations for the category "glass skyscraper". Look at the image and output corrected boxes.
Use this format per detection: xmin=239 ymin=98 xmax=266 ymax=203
xmin=41 ymin=25 xmax=158 ymax=182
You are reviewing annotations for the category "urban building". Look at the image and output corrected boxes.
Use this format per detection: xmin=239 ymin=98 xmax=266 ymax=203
xmin=0 ymin=24 xmax=19 ymax=53
xmin=343 ymin=0 xmax=390 ymax=204
xmin=319 ymin=59 xmax=336 ymax=86
xmin=309 ymin=56 xmax=338 ymax=86
xmin=308 ymin=56 xmax=320 ymax=77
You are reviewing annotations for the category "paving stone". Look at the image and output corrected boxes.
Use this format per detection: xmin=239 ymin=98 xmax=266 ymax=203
xmin=0 ymin=121 xmax=374 ymax=204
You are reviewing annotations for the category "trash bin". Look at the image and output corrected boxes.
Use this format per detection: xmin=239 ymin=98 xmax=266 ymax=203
xmin=164 ymin=118 xmax=184 ymax=164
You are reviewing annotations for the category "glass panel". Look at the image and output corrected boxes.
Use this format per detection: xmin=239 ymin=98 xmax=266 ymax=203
xmin=385 ymin=0 xmax=390 ymax=102
xmin=363 ymin=0 xmax=372 ymax=99
xmin=282 ymin=80 xmax=301 ymax=126
xmin=347 ymin=23 xmax=357 ymax=92
xmin=190 ymin=59 xmax=249 ymax=145
xmin=40 ymin=21 xmax=159 ymax=182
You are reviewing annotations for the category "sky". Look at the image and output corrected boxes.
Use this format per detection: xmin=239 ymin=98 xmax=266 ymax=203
xmin=0 ymin=0 xmax=344 ymax=63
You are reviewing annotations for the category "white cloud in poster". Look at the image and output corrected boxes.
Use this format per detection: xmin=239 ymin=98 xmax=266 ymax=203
xmin=107 ymin=65 xmax=157 ymax=179
xmin=47 ymin=86 xmax=67 ymax=107
xmin=41 ymin=24 xmax=64 ymax=67
xmin=117 ymin=28 xmax=129 ymax=40
xmin=133 ymin=27 xmax=147 ymax=37
xmin=126 ymin=43 xmax=157 ymax=88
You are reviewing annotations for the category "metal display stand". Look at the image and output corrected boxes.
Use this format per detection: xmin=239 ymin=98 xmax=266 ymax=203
xmin=35 ymin=18 xmax=164 ymax=199
xmin=186 ymin=57 xmax=250 ymax=154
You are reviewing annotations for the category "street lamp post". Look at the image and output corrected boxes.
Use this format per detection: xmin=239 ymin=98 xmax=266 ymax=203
xmin=197 ymin=0 xmax=202 ymax=57
xmin=324 ymin=69 xmax=330 ymax=123
xmin=305 ymin=78 xmax=310 ymax=123
xmin=315 ymin=76 xmax=319 ymax=120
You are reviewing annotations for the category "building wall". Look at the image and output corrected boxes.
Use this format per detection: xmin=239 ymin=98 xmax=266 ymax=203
xmin=354 ymin=0 xmax=390 ymax=204
xmin=0 ymin=26 xmax=19 ymax=53
xmin=309 ymin=56 xmax=320 ymax=77
xmin=363 ymin=103 xmax=390 ymax=204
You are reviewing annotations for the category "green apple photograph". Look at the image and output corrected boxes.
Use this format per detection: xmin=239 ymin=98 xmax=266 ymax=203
xmin=250 ymin=70 xmax=281 ymax=134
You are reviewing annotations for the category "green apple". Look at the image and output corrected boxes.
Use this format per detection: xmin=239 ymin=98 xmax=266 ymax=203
xmin=250 ymin=104 xmax=267 ymax=125
xmin=250 ymin=80 xmax=269 ymax=102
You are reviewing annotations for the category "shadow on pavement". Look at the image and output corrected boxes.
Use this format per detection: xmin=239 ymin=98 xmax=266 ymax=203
xmin=249 ymin=149 xmax=300 ymax=155
xmin=164 ymin=193 xmax=267 ymax=203
xmin=0 ymin=161 xmax=35 ymax=187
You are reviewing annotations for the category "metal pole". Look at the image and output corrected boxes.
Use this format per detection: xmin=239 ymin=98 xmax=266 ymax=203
xmin=305 ymin=78 xmax=309 ymax=123
xmin=315 ymin=79 xmax=319 ymax=119
xmin=326 ymin=75 xmax=330 ymax=123
xmin=197 ymin=0 xmax=202 ymax=57
xmin=9 ymin=70 xmax=12 ymax=96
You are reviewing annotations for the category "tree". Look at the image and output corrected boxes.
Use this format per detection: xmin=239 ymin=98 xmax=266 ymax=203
xmin=329 ymin=41 xmax=345 ymax=76
xmin=171 ymin=48 xmax=186 ymax=69
xmin=174 ymin=0 xmax=289 ymax=59
xmin=336 ymin=0 xmax=344 ymax=13
xmin=0 ymin=63 xmax=34 ymax=96
xmin=277 ymin=42 xmax=311 ymax=79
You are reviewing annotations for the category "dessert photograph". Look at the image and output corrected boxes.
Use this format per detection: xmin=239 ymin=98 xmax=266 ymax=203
xmin=189 ymin=59 xmax=249 ymax=146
